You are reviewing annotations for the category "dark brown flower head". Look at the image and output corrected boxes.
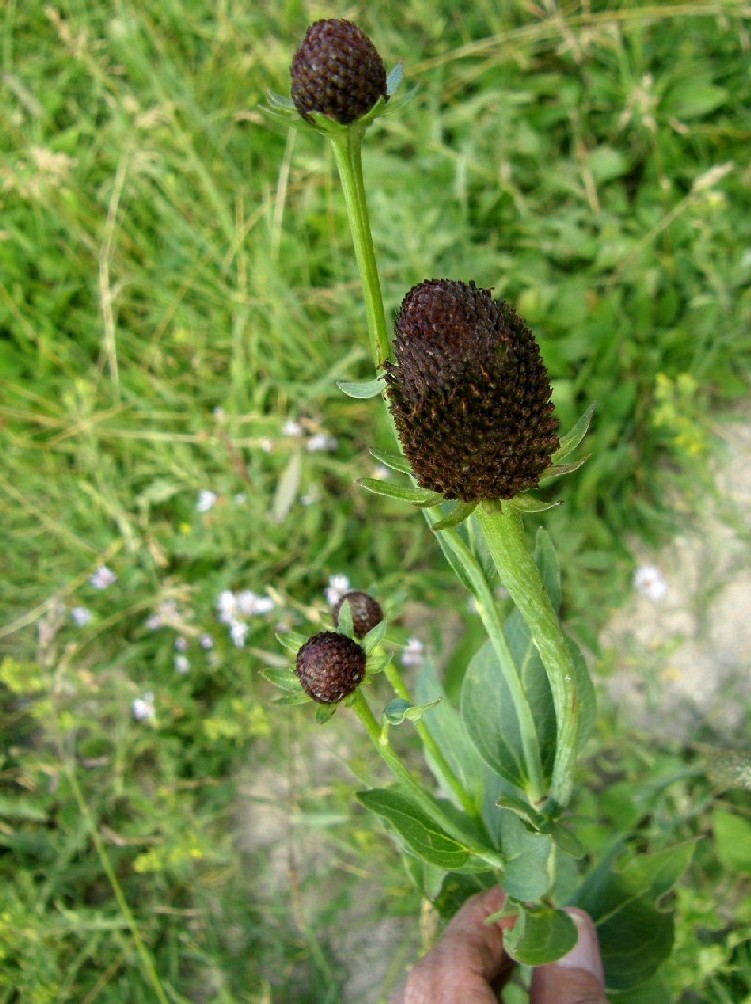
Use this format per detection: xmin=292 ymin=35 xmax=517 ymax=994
xmin=295 ymin=631 xmax=366 ymax=704
xmin=384 ymin=280 xmax=559 ymax=502
xmin=333 ymin=591 xmax=384 ymax=638
xmin=291 ymin=20 xmax=387 ymax=125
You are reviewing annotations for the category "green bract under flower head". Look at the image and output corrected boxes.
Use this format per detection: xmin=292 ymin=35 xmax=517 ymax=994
xmin=385 ymin=280 xmax=559 ymax=502
xmin=291 ymin=19 xmax=387 ymax=125
xmin=295 ymin=631 xmax=366 ymax=704
xmin=333 ymin=591 xmax=384 ymax=638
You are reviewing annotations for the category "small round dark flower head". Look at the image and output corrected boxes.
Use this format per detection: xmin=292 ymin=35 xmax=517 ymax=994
xmin=333 ymin=591 xmax=384 ymax=638
xmin=291 ymin=19 xmax=387 ymax=125
xmin=385 ymin=280 xmax=559 ymax=502
xmin=295 ymin=631 xmax=366 ymax=704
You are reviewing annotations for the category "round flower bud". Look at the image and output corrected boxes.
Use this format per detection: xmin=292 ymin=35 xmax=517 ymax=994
xmin=385 ymin=280 xmax=559 ymax=502
xmin=295 ymin=631 xmax=366 ymax=704
xmin=333 ymin=591 xmax=384 ymax=638
xmin=291 ymin=19 xmax=387 ymax=125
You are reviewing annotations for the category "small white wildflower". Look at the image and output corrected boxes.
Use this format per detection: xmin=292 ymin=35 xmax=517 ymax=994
xmin=282 ymin=419 xmax=302 ymax=437
xmin=175 ymin=636 xmax=188 ymax=652
xmin=402 ymin=637 xmax=425 ymax=668
xmin=325 ymin=573 xmax=351 ymax=606
xmin=634 ymin=564 xmax=668 ymax=602
xmin=90 ymin=566 xmax=117 ymax=590
xmin=234 ymin=492 xmax=247 ymax=504
xmin=132 ymin=691 xmax=156 ymax=723
xmin=213 ymin=406 xmax=226 ymax=422
xmin=300 ymin=492 xmax=319 ymax=506
xmin=372 ymin=465 xmax=390 ymax=480
xmin=260 ymin=438 xmax=273 ymax=453
xmin=70 ymin=606 xmax=92 ymax=627
xmin=196 ymin=490 xmax=218 ymax=513
xmin=229 ymin=619 xmax=249 ymax=647
xmin=236 ymin=590 xmax=275 ymax=617
xmin=174 ymin=655 xmax=190 ymax=674
xmin=200 ymin=633 xmax=214 ymax=649
xmin=146 ymin=599 xmax=179 ymax=631
xmin=306 ymin=433 xmax=338 ymax=453
xmin=217 ymin=590 xmax=238 ymax=624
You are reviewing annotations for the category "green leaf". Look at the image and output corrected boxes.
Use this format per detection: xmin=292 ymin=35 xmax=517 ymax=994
xmin=260 ymin=667 xmax=300 ymax=693
xmin=336 ymin=375 xmax=386 ymax=399
xmin=553 ymin=402 xmax=595 ymax=462
xmin=414 ymin=658 xmax=488 ymax=808
xmin=431 ymin=501 xmax=478 ymax=530
xmin=663 ymin=80 xmax=726 ymax=120
xmin=362 ymin=618 xmax=388 ymax=654
xmin=383 ymin=697 xmax=441 ymax=725
xmin=275 ymin=631 xmax=308 ymax=654
xmin=357 ymin=478 xmax=443 ymax=507
xmin=369 ymin=447 xmax=413 ymax=474
xmin=609 ymin=972 xmax=672 ymax=1003
xmin=335 ymin=598 xmax=355 ymax=638
xmin=504 ymin=905 xmax=577 ymax=966
xmin=575 ymin=843 xmax=695 ymax=991
xmin=499 ymin=811 xmax=554 ymax=901
xmin=315 ymin=704 xmax=337 ymax=724
xmin=538 ymin=457 xmax=589 ymax=482
xmin=272 ymin=449 xmax=301 ymax=522
xmin=511 ymin=495 xmax=564 ymax=514
xmin=357 ymin=786 xmax=471 ymax=869
xmin=272 ymin=691 xmax=311 ymax=706
xmin=713 ymin=809 xmax=751 ymax=873
xmin=386 ymin=62 xmax=404 ymax=97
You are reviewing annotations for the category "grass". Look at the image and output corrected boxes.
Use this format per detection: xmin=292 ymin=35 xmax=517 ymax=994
xmin=2 ymin=1 xmax=751 ymax=1000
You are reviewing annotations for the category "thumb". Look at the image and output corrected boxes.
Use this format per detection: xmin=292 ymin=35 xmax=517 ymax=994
xmin=530 ymin=909 xmax=610 ymax=1004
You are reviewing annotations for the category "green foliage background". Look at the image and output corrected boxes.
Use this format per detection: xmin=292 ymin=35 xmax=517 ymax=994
xmin=1 ymin=1 xmax=750 ymax=1001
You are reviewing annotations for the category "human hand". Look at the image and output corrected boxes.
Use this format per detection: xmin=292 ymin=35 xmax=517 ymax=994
xmin=390 ymin=888 xmax=610 ymax=1004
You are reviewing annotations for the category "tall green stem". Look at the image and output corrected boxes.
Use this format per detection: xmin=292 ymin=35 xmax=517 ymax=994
xmin=475 ymin=501 xmax=579 ymax=812
xmin=330 ymin=131 xmax=390 ymax=367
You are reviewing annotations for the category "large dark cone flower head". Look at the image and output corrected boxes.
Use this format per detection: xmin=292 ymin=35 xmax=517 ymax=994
xmin=291 ymin=20 xmax=387 ymax=125
xmin=385 ymin=280 xmax=559 ymax=502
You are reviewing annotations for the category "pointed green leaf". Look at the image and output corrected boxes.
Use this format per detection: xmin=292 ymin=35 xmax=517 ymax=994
xmin=504 ymin=905 xmax=577 ymax=966
xmin=260 ymin=667 xmax=301 ymax=693
xmin=386 ymin=62 xmax=404 ymax=96
xmin=358 ymin=786 xmax=470 ymax=869
xmin=511 ymin=495 xmax=564 ymax=514
xmin=265 ymin=90 xmax=296 ymax=112
xmin=369 ymin=447 xmax=413 ymax=474
xmin=275 ymin=630 xmax=308 ymax=655
xmin=539 ymin=457 xmax=589 ymax=482
xmin=383 ymin=697 xmax=440 ymax=725
xmin=335 ymin=598 xmax=355 ymax=638
xmin=553 ymin=402 xmax=596 ymax=462
xmin=315 ymin=704 xmax=337 ymax=724
xmin=362 ymin=618 xmax=388 ymax=654
xmin=431 ymin=501 xmax=478 ymax=530
xmin=358 ymin=478 xmax=443 ymax=507
xmin=272 ymin=691 xmax=311 ymax=706
xmin=336 ymin=376 xmax=386 ymax=399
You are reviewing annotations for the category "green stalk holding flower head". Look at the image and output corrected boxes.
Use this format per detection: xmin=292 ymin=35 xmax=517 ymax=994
xmin=283 ymin=18 xmax=583 ymax=815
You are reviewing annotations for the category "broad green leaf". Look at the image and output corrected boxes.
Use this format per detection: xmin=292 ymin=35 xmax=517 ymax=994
xmin=504 ymin=905 xmax=577 ymax=965
xmin=499 ymin=811 xmax=554 ymax=901
xmin=336 ymin=375 xmax=385 ymax=399
xmin=713 ymin=809 xmax=751 ymax=873
xmin=663 ymin=80 xmax=726 ymax=120
xmin=357 ymin=786 xmax=470 ymax=869
xmin=433 ymin=871 xmax=498 ymax=921
xmin=415 ymin=658 xmax=488 ymax=809
xmin=357 ymin=478 xmax=443 ymax=507
xmin=575 ymin=843 xmax=695 ymax=991
xmin=460 ymin=639 xmax=527 ymax=790
xmin=369 ymin=447 xmax=412 ymax=474
xmin=610 ymin=971 xmax=673 ymax=1003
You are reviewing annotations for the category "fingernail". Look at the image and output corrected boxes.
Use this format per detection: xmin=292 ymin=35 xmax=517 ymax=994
xmin=556 ymin=910 xmax=605 ymax=982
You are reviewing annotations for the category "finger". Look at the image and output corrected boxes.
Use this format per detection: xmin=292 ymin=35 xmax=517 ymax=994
xmin=391 ymin=887 xmax=515 ymax=1004
xmin=530 ymin=909 xmax=610 ymax=1004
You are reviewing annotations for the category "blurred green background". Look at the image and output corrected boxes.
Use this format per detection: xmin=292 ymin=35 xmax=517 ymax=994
xmin=2 ymin=2 xmax=750 ymax=1001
